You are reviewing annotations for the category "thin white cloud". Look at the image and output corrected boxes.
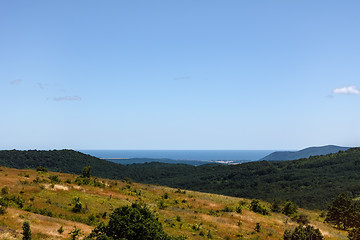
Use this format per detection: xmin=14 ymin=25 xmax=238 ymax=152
xmin=53 ymin=96 xmax=82 ymax=101
xmin=333 ymin=85 xmax=360 ymax=95
xmin=10 ymin=79 xmax=22 ymax=85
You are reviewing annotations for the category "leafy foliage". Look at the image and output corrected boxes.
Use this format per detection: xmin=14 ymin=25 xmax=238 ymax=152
xmin=284 ymin=225 xmax=324 ymax=240
xmin=82 ymin=166 xmax=92 ymax=178
xmin=69 ymin=226 xmax=82 ymax=240
xmin=250 ymin=200 xmax=269 ymax=215
xmin=72 ymin=197 xmax=83 ymax=213
xmin=325 ymin=193 xmax=360 ymax=229
xmin=88 ymin=203 xmax=172 ymax=240
xmin=282 ymin=201 xmax=298 ymax=216
xmin=22 ymin=221 xmax=31 ymax=240
xmin=348 ymin=227 xmax=360 ymax=240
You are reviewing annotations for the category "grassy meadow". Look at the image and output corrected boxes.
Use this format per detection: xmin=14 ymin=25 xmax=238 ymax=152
xmin=0 ymin=166 xmax=347 ymax=240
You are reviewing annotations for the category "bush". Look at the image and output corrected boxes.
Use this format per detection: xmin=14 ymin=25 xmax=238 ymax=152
xmin=72 ymin=197 xmax=82 ymax=213
xmin=348 ymin=227 xmax=360 ymax=240
xmin=325 ymin=193 xmax=360 ymax=229
xmin=81 ymin=166 xmax=92 ymax=178
xmin=57 ymin=226 xmax=64 ymax=234
xmin=1 ymin=186 xmax=9 ymax=195
xmin=250 ymin=200 xmax=269 ymax=215
xmin=88 ymin=203 xmax=172 ymax=240
xmin=284 ymin=225 xmax=323 ymax=240
xmin=294 ymin=214 xmax=310 ymax=226
xmin=69 ymin=226 xmax=82 ymax=240
xmin=48 ymin=175 xmax=60 ymax=183
xmin=271 ymin=201 xmax=281 ymax=213
xmin=282 ymin=201 xmax=298 ymax=216
xmin=254 ymin=222 xmax=261 ymax=232
xmin=22 ymin=221 xmax=31 ymax=240
xmin=0 ymin=197 xmax=8 ymax=215
xmin=36 ymin=166 xmax=48 ymax=172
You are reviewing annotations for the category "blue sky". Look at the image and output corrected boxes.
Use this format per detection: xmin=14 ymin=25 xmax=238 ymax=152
xmin=1 ymin=0 xmax=359 ymax=150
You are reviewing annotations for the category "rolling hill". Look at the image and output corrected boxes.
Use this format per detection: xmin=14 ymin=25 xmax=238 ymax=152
xmin=260 ymin=145 xmax=350 ymax=161
xmin=1 ymin=147 xmax=360 ymax=209
xmin=0 ymin=166 xmax=347 ymax=239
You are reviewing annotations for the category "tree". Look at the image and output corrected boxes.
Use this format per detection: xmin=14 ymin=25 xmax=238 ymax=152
xmin=72 ymin=197 xmax=82 ymax=213
xmin=69 ymin=226 xmax=82 ymax=240
xmin=325 ymin=193 xmax=360 ymax=229
xmin=282 ymin=201 xmax=298 ymax=216
xmin=88 ymin=203 xmax=172 ymax=240
xmin=82 ymin=166 xmax=92 ymax=178
xmin=295 ymin=214 xmax=310 ymax=226
xmin=284 ymin=225 xmax=324 ymax=240
xmin=254 ymin=222 xmax=261 ymax=232
xmin=250 ymin=200 xmax=269 ymax=215
xmin=348 ymin=227 xmax=360 ymax=240
xmin=22 ymin=221 xmax=31 ymax=240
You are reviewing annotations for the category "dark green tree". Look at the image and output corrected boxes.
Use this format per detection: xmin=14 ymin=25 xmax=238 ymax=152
xmin=325 ymin=193 xmax=355 ymax=229
xmin=88 ymin=203 xmax=172 ymax=240
xmin=250 ymin=200 xmax=269 ymax=215
xmin=72 ymin=197 xmax=82 ymax=213
xmin=69 ymin=226 xmax=82 ymax=240
xmin=22 ymin=221 xmax=31 ymax=240
xmin=348 ymin=227 xmax=360 ymax=240
xmin=82 ymin=166 xmax=92 ymax=178
xmin=282 ymin=201 xmax=298 ymax=216
xmin=295 ymin=214 xmax=310 ymax=226
xmin=271 ymin=201 xmax=281 ymax=213
xmin=254 ymin=222 xmax=261 ymax=232
xmin=284 ymin=225 xmax=323 ymax=240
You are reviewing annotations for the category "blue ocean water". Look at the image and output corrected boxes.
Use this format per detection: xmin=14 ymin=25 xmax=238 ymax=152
xmin=79 ymin=150 xmax=274 ymax=165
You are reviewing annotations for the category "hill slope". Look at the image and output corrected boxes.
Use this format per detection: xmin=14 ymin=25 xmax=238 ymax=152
xmin=260 ymin=145 xmax=350 ymax=161
xmin=0 ymin=166 xmax=347 ymax=240
xmin=1 ymin=148 xmax=360 ymax=209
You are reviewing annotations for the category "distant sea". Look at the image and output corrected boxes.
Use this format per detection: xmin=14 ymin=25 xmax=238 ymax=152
xmin=78 ymin=150 xmax=274 ymax=165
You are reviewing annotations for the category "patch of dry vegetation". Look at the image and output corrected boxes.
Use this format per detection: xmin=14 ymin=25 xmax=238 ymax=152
xmin=0 ymin=166 xmax=348 ymax=239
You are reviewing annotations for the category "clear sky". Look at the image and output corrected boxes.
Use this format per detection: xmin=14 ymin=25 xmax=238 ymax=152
xmin=1 ymin=0 xmax=359 ymax=150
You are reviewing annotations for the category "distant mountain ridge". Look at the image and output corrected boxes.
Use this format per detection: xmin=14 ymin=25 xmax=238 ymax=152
xmin=260 ymin=145 xmax=350 ymax=161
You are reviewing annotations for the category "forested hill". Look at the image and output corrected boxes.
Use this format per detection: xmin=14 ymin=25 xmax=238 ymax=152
xmin=0 ymin=149 xmax=128 ymax=179
xmin=260 ymin=145 xmax=349 ymax=161
xmin=1 ymin=148 xmax=360 ymax=209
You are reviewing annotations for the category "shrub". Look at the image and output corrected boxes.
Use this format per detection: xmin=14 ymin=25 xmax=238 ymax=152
xmin=282 ymin=201 xmax=298 ymax=216
xmin=36 ymin=166 xmax=48 ymax=172
xmin=284 ymin=225 xmax=323 ymax=240
xmin=69 ymin=226 xmax=82 ymax=240
xmin=81 ymin=166 xmax=91 ymax=178
xmin=0 ymin=197 xmax=8 ymax=215
xmin=48 ymin=175 xmax=60 ymax=183
xmin=57 ymin=226 xmax=64 ymax=234
xmin=250 ymin=200 xmax=269 ymax=215
xmin=1 ymin=186 xmax=8 ymax=195
xmin=88 ymin=203 xmax=172 ymax=240
xmin=235 ymin=205 xmax=242 ymax=214
xmin=22 ymin=221 xmax=31 ymax=240
xmin=325 ymin=193 xmax=360 ymax=229
xmin=72 ymin=197 xmax=82 ymax=213
xmin=254 ymin=222 xmax=261 ymax=232
xmin=294 ymin=214 xmax=310 ymax=226
xmin=348 ymin=227 xmax=360 ymax=240
xmin=271 ymin=201 xmax=281 ymax=213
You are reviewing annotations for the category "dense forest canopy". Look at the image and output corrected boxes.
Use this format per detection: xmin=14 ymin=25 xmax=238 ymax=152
xmin=1 ymin=148 xmax=360 ymax=209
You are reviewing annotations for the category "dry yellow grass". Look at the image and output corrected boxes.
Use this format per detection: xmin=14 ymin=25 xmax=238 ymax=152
xmin=0 ymin=166 xmax=348 ymax=239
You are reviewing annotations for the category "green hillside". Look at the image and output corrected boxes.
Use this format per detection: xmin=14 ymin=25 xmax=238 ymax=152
xmin=260 ymin=145 xmax=350 ymax=161
xmin=1 ymin=148 xmax=360 ymax=209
